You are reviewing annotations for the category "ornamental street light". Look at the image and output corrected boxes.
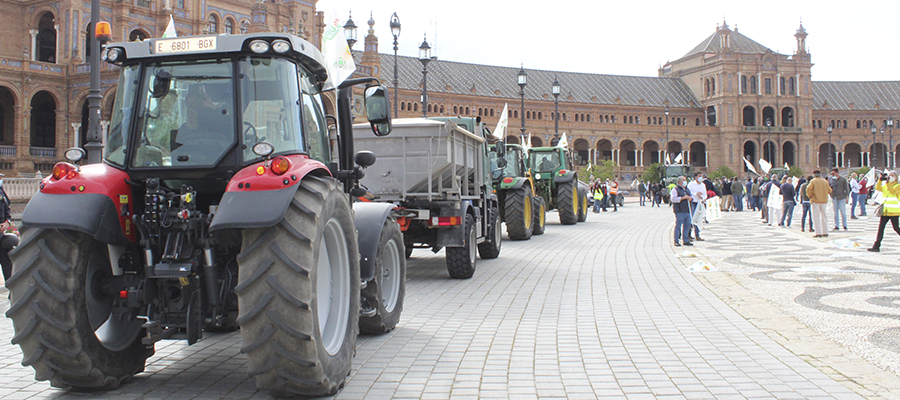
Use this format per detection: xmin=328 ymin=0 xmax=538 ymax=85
xmin=888 ymin=118 xmax=894 ymax=168
xmin=827 ymin=123 xmax=834 ymax=169
xmin=664 ymin=107 xmax=670 ymax=163
xmin=765 ymin=118 xmax=772 ymax=164
xmin=872 ymin=125 xmax=878 ymax=170
xmin=552 ymin=77 xmax=561 ymax=136
xmin=418 ymin=35 xmax=433 ymax=118
xmin=343 ymin=12 xmax=357 ymax=49
xmin=86 ymin=0 xmax=105 ymax=163
xmin=389 ymin=13 xmax=400 ymax=118
xmin=517 ymin=65 xmax=527 ymax=135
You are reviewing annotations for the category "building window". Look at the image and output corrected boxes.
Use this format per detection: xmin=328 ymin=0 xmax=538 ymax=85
xmin=37 ymin=12 xmax=57 ymax=62
xmin=764 ymin=78 xmax=772 ymax=95
xmin=741 ymin=75 xmax=748 ymax=93
xmin=240 ymin=20 xmax=249 ymax=34
xmin=129 ymin=29 xmax=148 ymax=41
xmin=177 ymin=0 xmax=186 ymax=8
xmin=208 ymin=14 xmax=219 ymax=33
xmin=225 ymin=18 xmax=235 ymax=34
xmin=136 ymin=0 xmax=151 ymax=7
xmin=780 ymin=77 xmax=785 ymax=95
xmin=750 ymin=76 xmax=758 ymax=94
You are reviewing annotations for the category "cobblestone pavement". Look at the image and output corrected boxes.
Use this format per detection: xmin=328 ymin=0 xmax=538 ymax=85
xmin=0 ymin=199 xmax=895 ymax=398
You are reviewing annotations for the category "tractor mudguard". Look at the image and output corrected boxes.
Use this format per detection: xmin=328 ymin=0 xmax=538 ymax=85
xmin=499 ymin=177 xmax=528 ymax=191
xmin=554 ymin=171 xmax=576 ymax=183
xmin=21 ymin=192 xmax=132 ymax=245
xmin=209 ymin=156 xmax=328 ymax=232
xmin=353 ymin=202 xmax=397 ymax=281
xmin=436 ymin=202 xmax=474 ymax=248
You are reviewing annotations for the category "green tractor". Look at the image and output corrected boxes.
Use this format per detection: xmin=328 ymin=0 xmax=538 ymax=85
xmin=488 ymin=143 xmax=546 ymax=240
xmin=528 ymin=146 xmax=590 ymax=225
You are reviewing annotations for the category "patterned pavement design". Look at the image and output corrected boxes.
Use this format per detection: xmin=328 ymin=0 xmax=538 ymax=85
xmin=0 ymin=198 xmax=892 ymax=399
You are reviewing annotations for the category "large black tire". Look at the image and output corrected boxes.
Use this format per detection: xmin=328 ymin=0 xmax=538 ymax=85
xmin=446 ymin=214 xmax=477 ymax=279
xmin=532 ymin=196 xmax=546 ymax=235
xmin=557 ymin=180 xmax=578 ymax=225
xmin=236 ymin=175 xmax=360 ymax=396
xmin=504 ymin=186 xmax=533 ymax=240
xmin=477 ymin=206 xmax=502 ymax=259
xmin=359 ymin=219 xmax=406 ymax=334
xmin=576 ymin=185 xmax=589 ymax=222
xmin=5 ymin=228 xmax=151 ymax=390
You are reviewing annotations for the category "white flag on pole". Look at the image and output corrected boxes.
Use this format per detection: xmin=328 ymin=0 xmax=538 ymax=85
xmin=758 ymin=158 xmax=772 ymax=174
xmin=557 ymin=132 xmax=568 ymax=148
xmin=743 ymin=157 xmax=760 ymax=176
xmin=784 ymin=162 xmax=789 ymax=169
xmin=673 ymin=152 xmax=683 ymax=164
xmin=863 ymin=166 xmax=876 ymax=184
xmin=321 ymin=10 xmax=357 ymax=90
xmin=162 ymin=15 xmax=177 ymax=38
xmin=493 ymin=104 xmax=508 ymax=140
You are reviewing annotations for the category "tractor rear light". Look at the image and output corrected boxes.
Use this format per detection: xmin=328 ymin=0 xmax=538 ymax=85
xmin=502 ymin=177 xmax=514 ymax=183
xmin=270 ymin=156 xmax=291 ymax=175
xmin=559 ymin=169 xmax=567 ymax=175
xmin=119 ymin=290 xmax=128 ymax=299
xmin=428 ymin=216 xmax=462 ymax=227
xmin=51 ymin=162 xmax=75 ymax=180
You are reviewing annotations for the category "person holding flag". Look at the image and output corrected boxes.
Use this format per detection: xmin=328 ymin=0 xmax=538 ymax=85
xmin=868 ymin=170 xmax=900 ymax=252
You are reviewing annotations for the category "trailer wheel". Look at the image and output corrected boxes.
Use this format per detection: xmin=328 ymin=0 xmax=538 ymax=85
xmin=504 ymin=185 xmax=533 ymax=240
xmin=5 ymin=228 xmax=151 ymax=390
xmin=446 ymin=214 xmax=477 ymax=279
xmin=237 ymin=175 xmax=359 ymax=396
xmin=477 ymin=206 xmax=502 ymax=259
xmin=576 ymin=185 xmax=589 ymax=222
xmin=558 ymin=181 xmax=578 ymax=225
xmin=360 ymin=219 xmax=406 ymax=334
xmin=532 ymin=196 xmax=546 ymax=235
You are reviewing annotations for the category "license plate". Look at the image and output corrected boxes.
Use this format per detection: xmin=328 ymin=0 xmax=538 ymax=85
xmin=155 ymin=37 xmax=217 ymax=54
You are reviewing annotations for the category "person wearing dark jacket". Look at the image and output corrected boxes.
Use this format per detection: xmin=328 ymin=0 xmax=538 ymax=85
xmin=780 ymin=178 xmax=797 ymax=227
xmin=0 ymin=174 xmax=18 ymax=281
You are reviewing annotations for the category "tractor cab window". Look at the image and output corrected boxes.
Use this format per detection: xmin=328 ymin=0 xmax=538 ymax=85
xmin=299 ymin=68 xmax=330 ymax=163
xmin=239 ymin=57 xmax=303 ymax=162
xmin=129 ymin=60 xmax=235 ymax=168
xmin=502 ymin=149 xmax=520 ymax=177
xmin=531 ymin=151 xmax=560 ymax=172
xmin=105 ymin=64 xmax=140 ymax=166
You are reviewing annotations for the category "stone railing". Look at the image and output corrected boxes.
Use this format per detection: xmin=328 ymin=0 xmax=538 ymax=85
xmin=742 ymin=126 xmax=803 ymax=134
xmin=29 ymin=147 xmax=58 ymax=158
xmin=4 ymin=178 xmax=42 ymax=200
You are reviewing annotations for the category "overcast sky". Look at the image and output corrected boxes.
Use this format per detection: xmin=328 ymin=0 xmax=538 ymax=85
xmin=318 ymin=0 xmax=899 ymax=82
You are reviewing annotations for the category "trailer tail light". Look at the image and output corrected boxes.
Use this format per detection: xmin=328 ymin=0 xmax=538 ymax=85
xmin=270 ymin=156 xmax=291 ymax=175
xmin=428 ymin=216 xmax=462 ymax=227
xmin=502 ymin=177 xmax=514 ymax=184
xmin=51 ymin=162 xmax=76 ymax=180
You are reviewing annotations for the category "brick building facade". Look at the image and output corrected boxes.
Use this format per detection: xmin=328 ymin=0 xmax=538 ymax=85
xmin=0 ymin=1 xmax=897 ymax=180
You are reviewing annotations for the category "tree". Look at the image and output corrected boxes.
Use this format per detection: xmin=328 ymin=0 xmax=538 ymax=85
xmin=595 ymin=160 xmax=617 ymax=182
xmin=707 ymin=165 xmax=737 ymax=180
xmin=788 ymin=166 xmax=804 ymax=178
xmin=643 ymin=163 xmax=663 ymax=184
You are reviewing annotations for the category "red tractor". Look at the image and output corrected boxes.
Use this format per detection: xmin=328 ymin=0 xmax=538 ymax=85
xmin=5 ymin=33 xmax=404 ymax=396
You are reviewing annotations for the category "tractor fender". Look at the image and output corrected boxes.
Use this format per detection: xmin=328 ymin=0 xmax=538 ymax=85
xmin=209 ymin=155 xmax=329 ymax=232
xmin=436 ymin=201 xmax=475 ymax=248
xmin=554 ymin=171 xmax=576 ymax=183
xmin=500 ymin=177 xmax=528 ymax=191
xmin=352 ymin=201 xmax=397 ymax=281
xmin=21 ymin=192 xmax=132 ymax=245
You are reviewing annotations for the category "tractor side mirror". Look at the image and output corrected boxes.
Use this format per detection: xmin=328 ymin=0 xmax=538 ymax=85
xmin=365 ymin=85 xmax=392 ymax=136
xmin=151 ymin=70 xmax=172 ymax=98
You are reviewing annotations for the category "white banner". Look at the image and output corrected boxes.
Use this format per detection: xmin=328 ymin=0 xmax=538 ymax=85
xmin=321 ymin=10 xmax=356 ymax=90
xmin=493 ymin=104 xmax=508 ymax=139
xmin=758 ymin=158 xmax=772 ymax=175
xmin=163 ymin=15 xmax=177 ymax=38
xmin=743 ymin=157 xmax=760 ymax=176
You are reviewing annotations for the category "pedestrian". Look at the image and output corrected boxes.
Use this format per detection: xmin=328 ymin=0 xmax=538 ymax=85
xmin=780 ymin=176 xmax=796 ymax=227
xmin=750 ymin=177 xmax=761 ymax=211
xmin=829 ymin=168 xmax=850 ymax=231
xmin=867 ymin=171 xmax=900 ymax=252
xmin=721 ymin=177 xmax=734 ymax=211
xmin=807 ymin=170 xmax=832 ymax=238
xmin=608 ymin=179 xmax=619 ymax=212
xmin=731 ymin=177 xmax=744 ymax=211
xmin=637 ymin=179 xmax=647 ymax=206
xmin=687 ymin=173 xmax=707 ymax=241
xmin=592 ymin=184 xmax=604 ymax=213
xmin=849 ymin=172 xmax=861 ymax=219
xmin=767 ymin=175 xmax=782 ymax=226
xmin=600 ymin=180 xmax=608 ymax=212
xmin=0 ymin=174 xmax=17 ymax=281
xmin=653 ymin=181 xmax=663 ymax=207
xmin=670 ymin=176 xmax=693 ymax=247
xmin=759 ymin=176 xmax=771 ymax=223
xmin=858 ymin=173 xmax=869 ymax=217
xmin=799 ymin=176 xmax=814 ymax=232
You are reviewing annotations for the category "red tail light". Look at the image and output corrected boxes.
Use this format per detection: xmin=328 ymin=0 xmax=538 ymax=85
xmin=559 ymin=169 xmax=567 ymax=175
xmin=52 ymin=162 xmax=75 ymax=180
xmin=270 ymin=156 xmax=291 ymax=175
xmin=502 ymin=177 xmax=514 ymax=183
xmin=428 ymin=216 xmax=462 ymax=227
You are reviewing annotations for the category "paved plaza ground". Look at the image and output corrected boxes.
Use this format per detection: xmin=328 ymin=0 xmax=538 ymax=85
xmin=0 ymin=197 xmax=898 ymax=399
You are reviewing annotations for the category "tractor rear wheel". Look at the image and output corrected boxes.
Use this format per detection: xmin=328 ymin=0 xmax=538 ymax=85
xmin=477 ymin=205 xmax=502 ymax=259
xmin=237 ymin=175 xmax=359 ymax=396
xmin=532 ymin=196 xmax=546 ymax=235
xmin=576 ymin=185 xmax=589 ymax=222
xmin=558 ymin=181 xmax=578 ymax=225
xmin=6 ymin=228 xmax=150 ymax=390
xmin=359 ymin=219 xmax=406 ymax=334
xmin=446 ymin=214 xmax=477 ymax=279
xmin=504 ymin=186 xmax=533 ymax=240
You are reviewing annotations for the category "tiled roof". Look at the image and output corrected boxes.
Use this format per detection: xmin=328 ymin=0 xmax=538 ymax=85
xmin=679 ymin=29 xmax=775 ymax=61
xmin=360 ymin=52 xmax=700 ymax=109
xmin=811 ymin=81 xmax=900 ymax=111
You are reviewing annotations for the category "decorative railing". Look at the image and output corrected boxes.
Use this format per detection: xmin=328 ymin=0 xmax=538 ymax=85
xmin=4 ymin=178 xmax=41 ymax=200
xmin=0 ymin=145 xmax=16 ymax=157
xmin=742 ymin=126 xmax=803 ymax=134
xmin=29 ymin=147 xmax=58 ymax=158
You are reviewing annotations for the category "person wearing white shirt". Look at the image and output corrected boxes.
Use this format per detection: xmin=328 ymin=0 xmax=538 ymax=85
xmin=849 ymin=172 xmax=861 ymax=219
xmin=686 ymin=173 xmax=707 ymax=241
xmin=767 ymin=176 xmax=784 ymax=226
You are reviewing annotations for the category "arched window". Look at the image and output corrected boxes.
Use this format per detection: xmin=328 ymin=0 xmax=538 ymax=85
xmin=413 ymin=103 xmax=418 ymax=112
xmin=440 ymin=105 xmax=445 ymax=113
xmin=750 ymin=76 xmax=758 ymax=94
xmin=857 ymin=120 xmax=861 ymax=129
xmin=177 ymin=0 xmax=186 ymax=8
xmin=37 ymin=12 xmax=56 ymax=62
xmin=30 ymin=91 xmax=56 ymax=147
xmin=741 ymin=75 xmax=748 ymax=93
xmin=526 ymin=111 xmax=531 ymax=119
xmin=240 ymin=21 xmax=249 ymax=34
xmin=490 ymin=109 xmax=494 ymax=117
xmin=537 ymin=111 xmax=542 ymax=120
xmin=208 ymin=14 xmax=219 ymax=33
xmin=780 ymin=77 xmax=786 ymax=94
xmin=513 ymin=110 xmax=517 ymax=118
xmin=465 ymin=107 xmax=469 ymax=114
xmin=711 ymin=78 xmax=716 ymax=95
xmin=696 ymin=118 xmax=701 ymax=126
xmin=788 ymin=77 xmax=796 ymax=95
xmin=844 ymin=120 xmax=848 ymax=129
xmin=742 ymin=106 xmax=756 ymax=126
xmin=478 ymin=108 xmax=482 ymax=116
xmin=453 ymin=106 xmax=458 ymax=114
xmin=225 ymin=18 xmax=235 ymax=34
xmin=129 ymin=29 xmax=149 ymax=41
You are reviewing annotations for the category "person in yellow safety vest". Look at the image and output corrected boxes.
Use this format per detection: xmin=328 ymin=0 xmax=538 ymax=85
xmin=608 ymin=179 xmax=619 ymax=212
xmin=868 ymin=170 xmax=900 ymax=252
xmin=593 ymin=185 xmax=604 ymax=213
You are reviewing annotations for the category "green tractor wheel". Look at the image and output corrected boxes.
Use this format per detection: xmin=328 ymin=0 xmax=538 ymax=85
xmin=532 ymin=196 xmax=546 ymax=235
xmin=558 ymin=181 xmax=578 ymax=225
xmin=576 ymin=185 xmax=589 ymax=223
xmin=504 ymin=185 xmax=534 ymax=240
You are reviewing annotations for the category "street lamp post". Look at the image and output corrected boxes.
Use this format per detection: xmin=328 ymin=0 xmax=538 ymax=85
xmin=418 ymin=35 xmax=432 ymax=118
xmin=827 ymin=123 xmax=834 ymax=169
xmin=389 ymin=13 xmax=400 ymax=118
xmin=343 ymin=12 xmax=357 ymax=49
xmin=664 ymin=107 xmax=670 ymax=163
xmin=517 ymin=66 xmax=527 ymax=135
xmin=888 ymin=118 xmax=894 ymax=169
xmin=765 ymin=118 xmax=772 ymax=164
xmin=85 ymin=0 xmax=105 ymax=163
xmin=552 ymin=77 xmax=560 ymax=136
xmin=872 ymin=125 xmax=878 ymax=170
